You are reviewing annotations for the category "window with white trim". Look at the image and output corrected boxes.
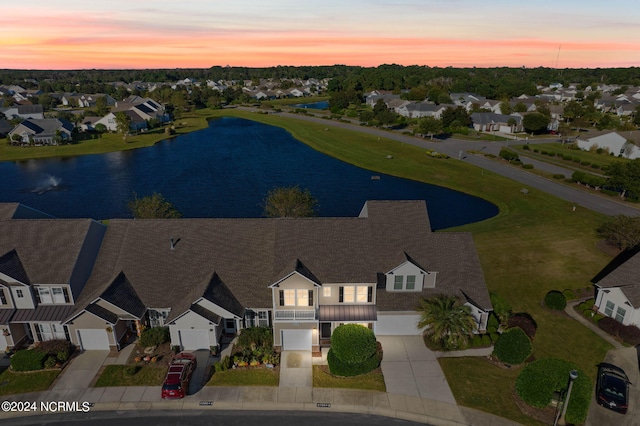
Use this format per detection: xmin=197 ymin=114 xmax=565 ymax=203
xmin=615 ymin=306 xmax=626 ymax=323
xmin=343 ymin=286 xmax=355 ymax=303
xmin=604 ymin=300 xmax=615 ymax=317
xmin=296 ymin=289 xmax=310 ymax=307
xmin=284 ymin=289 xmax=296 ymax=306
xmin=356 ymin=286 xmax=368 ymax=303
xmin=406 ymin=275 xmax=416 ymax=290
xmin=323 ymin=286 xmax=331 ymax=297
xmin=394 ymin=276 xmax=403 ymax=290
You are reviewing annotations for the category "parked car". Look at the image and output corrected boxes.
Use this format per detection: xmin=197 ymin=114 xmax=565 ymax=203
xmin=161 ymin=352 xmax=197 ymax=399
xmin=596 ymin=363 xmax=630 ymax=414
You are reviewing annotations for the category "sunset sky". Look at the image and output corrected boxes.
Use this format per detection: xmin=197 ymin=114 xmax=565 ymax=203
xmin=2 ymin=0 xmax=639 ymax=70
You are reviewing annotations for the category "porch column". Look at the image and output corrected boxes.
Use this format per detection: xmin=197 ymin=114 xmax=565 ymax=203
xmin=135 ymin=319 xmax=143 ymax=337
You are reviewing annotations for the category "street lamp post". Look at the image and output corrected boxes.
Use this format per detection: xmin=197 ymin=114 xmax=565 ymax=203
xmin=555 ymin=370 xmax=579 ymax=426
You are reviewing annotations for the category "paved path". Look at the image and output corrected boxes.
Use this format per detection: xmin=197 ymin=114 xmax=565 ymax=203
xmin=269 ymin=111 xmax=640 ymax=217
xmin=564 ymin=300 xmax=623 ymax=349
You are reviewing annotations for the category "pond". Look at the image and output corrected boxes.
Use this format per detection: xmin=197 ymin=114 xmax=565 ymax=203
xmin=291 ymin=100 xmax=329 ymax=110
xmin=0 ymin=117 xmax=498 ymax=229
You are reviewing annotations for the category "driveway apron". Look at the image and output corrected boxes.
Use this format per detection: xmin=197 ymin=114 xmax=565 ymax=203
xmin=279 ymin=351 xmax=312 ymax=387
xmin=379 ymin=335 xmax=456 ymax=404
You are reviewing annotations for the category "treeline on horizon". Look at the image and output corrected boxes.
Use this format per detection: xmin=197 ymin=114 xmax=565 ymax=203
xmin=1 ymin=65 xmax=640 ymax=100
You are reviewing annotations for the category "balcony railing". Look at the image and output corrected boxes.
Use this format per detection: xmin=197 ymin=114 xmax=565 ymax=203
xmin=274 ymin=309 xmax=317 ymax=320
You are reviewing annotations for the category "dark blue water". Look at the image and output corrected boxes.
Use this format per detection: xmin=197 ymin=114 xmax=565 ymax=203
xmin=291 ymin=100 xmax=329 ymax=110
xmin=0 ymin=117 xmax=497 ymax=229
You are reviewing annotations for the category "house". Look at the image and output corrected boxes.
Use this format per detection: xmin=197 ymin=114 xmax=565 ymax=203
xmin=63 ymin=200 xmax=492 ymax=352
xmin=95 ymin=111 xmax=148 ymax=133
xmin=7 ymin=118 xmax=74 ymax=145
xmin=395 ymin=102 xmax=445 ymax=119
xmin=593 ymin=247 xmax=640 ymax=327
xmin=0 ymin=216 xmax=106 ymax=352
xmin=576 ymin=130 xmax=640 ymax=159
xmin=471 ymin=113 xmax=523 ymax=133
xmin=0 ymin=105 xmax=45 ymax=120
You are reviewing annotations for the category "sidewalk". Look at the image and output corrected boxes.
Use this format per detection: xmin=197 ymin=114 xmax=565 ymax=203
xmin=564 ymin=300 xmax=623 ymax=349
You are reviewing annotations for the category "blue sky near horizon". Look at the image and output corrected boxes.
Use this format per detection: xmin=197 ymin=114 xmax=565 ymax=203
xmin=1 ymin=0 xmax=639 ymax=69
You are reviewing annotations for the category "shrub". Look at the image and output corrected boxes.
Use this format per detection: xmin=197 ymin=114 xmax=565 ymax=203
xmin=139 ymin=327 xmax=169 ymax=347
xmin=581 ymin=161 xmax=591 ymax=166
xmin=562 ymin=289 xmax=575 ymax=300
xmin=516 ymin=359 xmax=591 ymax=424
xmin=493 ymin=327 xmax=532 ymax=365
xmin=328 ymin=324 xmax=379 ymax=376
xmin=481 ymin=334 xmax=492 ymax=346
xmin=544 ymin=290 xmax=566 ymax=310
xmin=327 ymin=341 xmax=382 ymax=376
xmin=533 ymin=149 xmax=539 ymax=153
xmin=507 ymin=313 xmax=537 ymax=339
xmin=598 ymin=316 xmax=623 ymax=337
xmin=44 ymin=356 xmax=57 ymax=369
xmin=593 ymin=314 xmax=604 ymax=323
xmin=522 ymin=163 xmax=534 ymax=169
xmin=37 ymin=339 xmax=73 ymax=361
xmin=552 ymin=174 xmax=565 ymax=179
xmin=11 ymin=349 xmax=48 ymax=371
xmin=591 ymin=164 xmax=601 ymax=169
xmin=562 ymin=154 xmax=573 ymax=161
xmin=487 ymin=313 xmax=499 ymax=333
xmin=489 ymin=333 xmax=499 ymax=342
xmin=471 ymin=335 xmax=483 ymax=347
xmin=237 ymin=327 xmax=273 ymax=349
xmin=577 ymin=299 xmax=594 ymax=311
xmin=620 ymin=325 xmax=640 ymax=346
xmin=522 ymin=144 xmax=530 ymax=150
xmin=499 ymin=148 xmax=519 ymax=161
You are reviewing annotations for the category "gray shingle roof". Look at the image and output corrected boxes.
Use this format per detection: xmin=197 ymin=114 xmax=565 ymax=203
xmin=74 ymin=201 xmax=491 ymax=320
xmin=594 ymin=248 xmax=640 ymax=307
xmin=0 ymin=219 xmax=94 ymax=285
xmin=99 ymin=272 xmax=146 ymax=318
xmin=0 ymin=249 xmax=30 ymax=285
xmin=85 ymin=303 xmax=119 ymax=324
xmin=188 ymin=304 xmax=221 ymax=325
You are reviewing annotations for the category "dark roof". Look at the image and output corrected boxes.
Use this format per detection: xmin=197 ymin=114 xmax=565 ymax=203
xmin=319 ymin=305 xmax=377 ymax=321
xmin=471 ymin=112 xmax=522 ymax=125
xmin=75 ymin=200 xmax=491 ymax=318
xmin=99 ymin=272 xmax=146 ymax=318
xmin=0 ymin=119 xmax=12 ymax=136
xmin=0 ymin=204 xmax=18 ymax=220
xmin=0 ymin=203 xmax=54 ymax=219
xmin=0 ymin=219 xmax=95 ymax=284
xmin=12 ymin=305 xmax=75 ymax=322
xmin=0 ymin=249 xmax=30 ymax=284
xmin=201 ymin=273 xmax=245 ymax=318
xmin=593 ymin=247 xmax=640 ymax=307
xmin=84 ymin=303 xmax=118 ymax=324
xmin=17 ymin=105 xmax=43 ymax=114
xmin=273 ymin=258 xmax=321 ymax=286
xmin=188 ymin=303 xmax=221 ymax=325
xmin=0 ymin=308 xmax=15 ymax=325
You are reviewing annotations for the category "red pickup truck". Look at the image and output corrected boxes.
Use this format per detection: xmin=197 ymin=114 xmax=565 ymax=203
xmin=161 ymin=352 xmax=197 ymax=399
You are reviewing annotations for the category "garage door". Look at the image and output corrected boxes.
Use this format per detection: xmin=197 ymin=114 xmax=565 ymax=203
xmin=77 ymin=329 xmax=110 ymax=350
xmin=0 ymin=335 xmax=6 ymax=352
xmin=178 ymin=329 xmax=210 ymax=350
xmin=281 ymin=329 xmax=312 ymax=351
xmin=376 ymin=314 xmax=421 ymax=335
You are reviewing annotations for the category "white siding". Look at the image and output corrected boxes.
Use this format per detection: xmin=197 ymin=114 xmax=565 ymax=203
xmin=169 ymin=311 xmax=217 ymax=349
xmin=385 ymin=261 xmax=428 ymax=292
xmin=596 ymin=287 xmax=640 ymax=326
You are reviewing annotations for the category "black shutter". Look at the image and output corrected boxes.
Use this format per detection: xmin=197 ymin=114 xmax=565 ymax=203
xmin=34 ymin=325 xmax=42 ymax=342
xmin=62 ymin=287 xmax=70 ymax=303
xmin=63 ymin=325 xmax=71 ymax=341
xmin=34 ymin=288 xmax=41 ymax=304
xmin=367 ymin=286 xmax=373 ymax=303
xmin=339 ymin=287 xmax=344 ymax=303
xmin=0 ymin=290 xmax=6 ymax=305
xmin=308 ymin=290 xmax=313 ymax=307
xmin=279 ymin=290 xmax=284 ymax=306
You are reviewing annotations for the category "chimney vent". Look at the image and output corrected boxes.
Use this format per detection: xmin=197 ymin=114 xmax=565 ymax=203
xmin=170 ymin=238 xmax=176 ymax=250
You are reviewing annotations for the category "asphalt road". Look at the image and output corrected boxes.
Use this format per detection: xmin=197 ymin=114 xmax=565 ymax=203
xmin=3 ymin=410 xmax=429 ymax=426
xmin=268 ymin=110 xmax=640 ymax=217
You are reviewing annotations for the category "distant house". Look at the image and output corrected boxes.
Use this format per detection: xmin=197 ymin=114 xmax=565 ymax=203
xmin=396 ymin=102 xmax=446 ymax=119
xmin=470 ymin=113 xmax=523 ymax=133
xmin=0 ymin=105 xmax=45 ymax=120
xmin=95 ymin=98 xmax=169 ymax=132
xmin=7 ymin=118 xmax=74 ymax=145
xmin=576 ymin=130 xmax=640 ymax=159
xmin=593 ymin=247 xmax=640 ymax=327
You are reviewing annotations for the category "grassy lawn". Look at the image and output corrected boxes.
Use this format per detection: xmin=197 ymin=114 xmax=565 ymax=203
xmin=94 ymin=364 xmax=168 ymax=387
xmin=512 ymin=142 xmax=619 ymax=170
xmin=0 ymin=367 xmax=60 ymax=396
xmin=312 ymin=365 xmax=385 ymax=392
xmin=207 ymin=368 xmax=279 ymax=386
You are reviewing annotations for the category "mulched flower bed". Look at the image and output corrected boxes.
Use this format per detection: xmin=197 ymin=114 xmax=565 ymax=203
xmin=126 ymin=342 xmax=174 ymax=365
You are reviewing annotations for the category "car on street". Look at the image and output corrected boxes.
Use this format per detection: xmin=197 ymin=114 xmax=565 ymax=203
xmin=161 ymin=352 xmax=197 ymax=399
xmin=596 ymin=363 xmax=630 ymax=414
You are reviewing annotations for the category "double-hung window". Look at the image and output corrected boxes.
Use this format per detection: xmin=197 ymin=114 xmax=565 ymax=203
xmin=615 ymin=306 xmax=626 ymax=323
xmin=604 ymin=300 xmax=615 ymax=317
xmin=394 ymin=276 xmax=403 ymax=290
xmin=283 ymin=289 xmax=296 ymax=306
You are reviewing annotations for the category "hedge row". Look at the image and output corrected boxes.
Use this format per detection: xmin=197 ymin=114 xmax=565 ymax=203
xmin=599 ymin=317 xmax=640 ymax=345
xmin=11 ymin=349 xmax=48 ymax=371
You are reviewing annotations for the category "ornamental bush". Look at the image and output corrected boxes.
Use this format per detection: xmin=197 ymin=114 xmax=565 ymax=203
xmin=139 ymin=326 xmax=169 ymax=347
xmin=37 ymin=339 xmax=73 ymax=362
xmin=620 ymin=324 xmax=640 ymax=346
xmin=493 ymin=327 xmax=532 ymax=365
xmin=544 ymin=290 xmax=566 ymax=310
xmin=327 ymin=324 xmax=380 ymax=376
xmin=516 ymin=359 xmax=591 ymax=425
xmin=10 ymin=349 xmax=48 ymax=371
xmin=598 ymin=316 xmax=623 ymax=337
xmin=499 ymin=148 xmax=519 ymax=161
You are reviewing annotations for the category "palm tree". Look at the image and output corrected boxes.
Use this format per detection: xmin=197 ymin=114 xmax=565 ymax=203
xmin=417 ymin=294 xmax=476 ymax=350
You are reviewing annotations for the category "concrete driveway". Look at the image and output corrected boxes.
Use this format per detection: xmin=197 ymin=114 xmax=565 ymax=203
xmin=586 ymin=346 xmax=640 ymax=426
xmin=279 ymin=351 xmax=312 ymax=387
xmin=378 ymin=335 xmax=455 ymax=404
xmin=51 ymin=350 xmax=109 ymax=394
xmin=187 ymin=349 xmax=212 ymax=395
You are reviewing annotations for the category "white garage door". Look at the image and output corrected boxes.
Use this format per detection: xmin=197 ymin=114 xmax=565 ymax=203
xmin=281 ymin=329 xmax=312 ymax=351
xmin=178 ymin=329 xmax=210 ymax=350
xmin=77 ymin=329 xmax=110 ymax=350
xmin=0 ymin=335 xmax=7 ymax=352
xmin=376 ymin=314 xmax=421 ymax=335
